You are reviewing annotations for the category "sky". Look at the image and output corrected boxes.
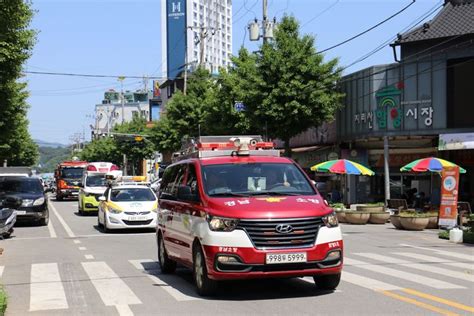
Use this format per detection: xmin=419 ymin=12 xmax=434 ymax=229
xmin=26 ymin=0 xmax=443 ymax=144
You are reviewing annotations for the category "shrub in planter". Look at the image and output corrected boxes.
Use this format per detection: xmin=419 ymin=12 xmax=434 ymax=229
xmin=399 ymin=213 xmax=430 ymax=231
xmin=438 ymin=230 xmax=449 ymax=240
xmin=463 ymin=231 xmax=474 ymax=244
xmin=369 ymin=212 xmax=390 ymax=224
xmin=345 ymin=211 xmax=370 ymax=225
xmin=423 ymin=211 xmax=439 ymax=229
xmin=356 ymin=204 xmax=385 ymax=213
xmin=390 ymin=215 xmax=402 ymax=229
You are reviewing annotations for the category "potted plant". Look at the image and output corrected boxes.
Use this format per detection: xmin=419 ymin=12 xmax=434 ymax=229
xmin=356 ymin=203 xmax=385 ymax=213
xmin=345 ymin=211 xmax=370 ymax=225
xmin=390 ymin=214 xmax=403 ymax=229
xmin=425 ymin=211 xmax=439 ymax=229
xmin=369 ymin=211 xmax=390 ymax=224
xmin=331 ymin=203 xmax=346 ymax=223
xmin=399 ymin=211 xmax=430 ymax=231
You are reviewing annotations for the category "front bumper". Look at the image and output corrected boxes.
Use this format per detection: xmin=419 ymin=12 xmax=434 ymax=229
xmin=58 ymin=189 xmax=79 ymax=198
xmin=105 ymin=213 xmax=157 ymax=230
xmin=202 ymin=241 xmax=343 ymax=280
xmin=81 ymin=195 xmax=100 ymax=211
xmin=16 ymin=205 xmax=48 ymax=221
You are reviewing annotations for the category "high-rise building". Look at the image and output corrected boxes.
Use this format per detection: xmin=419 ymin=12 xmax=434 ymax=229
xmin=161 ymin=0 xmax=233 ymax=80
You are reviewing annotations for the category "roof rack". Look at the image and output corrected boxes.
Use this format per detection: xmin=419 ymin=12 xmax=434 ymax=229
xmin=172 ymin=135 xmax=280 ymax=162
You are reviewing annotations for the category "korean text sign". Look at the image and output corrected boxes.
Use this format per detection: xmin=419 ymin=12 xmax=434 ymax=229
xmin=438 ymin=166 xmax=460 ymax=227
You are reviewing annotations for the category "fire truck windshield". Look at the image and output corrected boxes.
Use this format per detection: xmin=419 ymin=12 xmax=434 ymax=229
xmin=61 ymin=167 xmax=84 ymax=179
xmin=202 ymin=163 xmax=315 ymax=197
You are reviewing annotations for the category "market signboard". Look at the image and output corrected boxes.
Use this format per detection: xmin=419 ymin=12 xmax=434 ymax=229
xmin=439 ymin=132 xmax=474 ymax=151
xmin=438 ymin=166 xmax=460 ymax=227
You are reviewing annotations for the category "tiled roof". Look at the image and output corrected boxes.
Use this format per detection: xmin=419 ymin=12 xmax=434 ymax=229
xmin=395 ymin=0 xmax=474 ymax=44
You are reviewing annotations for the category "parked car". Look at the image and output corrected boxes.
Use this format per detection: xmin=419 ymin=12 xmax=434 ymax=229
xmin=0 ymin=177 xmax=49 ymax=226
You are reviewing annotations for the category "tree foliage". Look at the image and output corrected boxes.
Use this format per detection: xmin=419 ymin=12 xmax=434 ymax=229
xmin=79 ymin=137 xmax=122 ymax=166
xmin=150 ymin=67 xmax=214 ymax=153
xmin=236 ymin=16 xmax=343 ymax=155
xmin=0 ymin=0 xmax=38 ymax=166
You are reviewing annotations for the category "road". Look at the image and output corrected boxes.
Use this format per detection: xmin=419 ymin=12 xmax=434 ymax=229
xmin=1 ymin=198 xmax=473 ymax=316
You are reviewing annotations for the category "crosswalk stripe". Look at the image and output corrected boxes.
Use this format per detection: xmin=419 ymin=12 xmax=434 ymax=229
xmin=82 ymin=262 xmax=141 ymax=306
xmin=394 ymin=252 xmax=474 ymax=271
xmin=129 ymin=259 xmax=198 ymax=302
xmin=354 ymin=253 xmax=474 ymax=283
xmin=30 ymin=263 xmax=68 ymax=311
xmin=400 ymin=244 xmax=474 ymax=261
xmin=341 ymin=271 xmax=401 ymax=291
xmin=344 ymin=257 xmax=464 ymax=289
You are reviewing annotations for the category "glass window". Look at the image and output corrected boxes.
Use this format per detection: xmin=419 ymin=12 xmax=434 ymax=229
xmin=61 ymin=167 xmax=84 ymax=179
xmin=110 ymin=188 xmax=156 ymax=202
xmin=186 ymin=164 xmax=199 ymax=195
xmin=0 ymin=178 xmax=43 ymax=194
xmin=86 ymin=175 xmax=106 ymax=187
xmin=201 ymin=163 xmax=315 ymax=197
xmin=160 ymin=164 xmax=186 ymax=200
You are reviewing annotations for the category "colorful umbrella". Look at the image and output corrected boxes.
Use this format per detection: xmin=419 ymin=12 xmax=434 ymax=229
xmin=400 ymin=157 xmax=466 ymax=174
xmin=310 ymin=159 xmax=375 ymax=176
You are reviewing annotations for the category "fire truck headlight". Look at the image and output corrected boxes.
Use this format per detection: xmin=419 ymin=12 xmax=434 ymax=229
xmin=207 ymin=216 xmax=239 ymax=232
xmin=322 ymin=212 xmax=339 ymax=228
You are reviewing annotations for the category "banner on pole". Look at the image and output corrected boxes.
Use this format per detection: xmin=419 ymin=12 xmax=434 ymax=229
xmin=438 ymin=166 xmax=460 ymax=227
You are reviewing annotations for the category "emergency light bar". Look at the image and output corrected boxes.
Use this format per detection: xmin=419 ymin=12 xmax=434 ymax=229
xmin=172 ymin=135 xmax=280 ymax=162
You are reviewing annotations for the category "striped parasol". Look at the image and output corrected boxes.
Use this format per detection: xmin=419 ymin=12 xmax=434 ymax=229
xmin=400 ymin=157 xmax=466 ymax=174
xmin=310 ymin=159 xmax=375 ymax=176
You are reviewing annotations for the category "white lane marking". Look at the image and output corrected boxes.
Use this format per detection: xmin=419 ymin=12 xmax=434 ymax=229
xmin=85 ymin=254 xmax=94 ymax=260
xmin=129 ymin=259 xmax=198 ymax=302
xmin=30 ymin=263 xmax=68 ymax=311
xmin=82 ymin=262 xmax=141 ymax=306
xmin=394 ymin=252 xmax=474 ymax=271
xmin=5 ymin=236 xmax=53 ymax=241
xmin=49 ymin=201 xmax=75 ymax=238
xmin=75 ymin=233 xmax=154 ymax=238
xmin=400 ymin=244 xmax=474 ymax=261
xmin=73 ymin=240 xmax=81 ymax=244
xmin=342 ymin=271 xmax=401 ymax=291
xmin=79 ymin=247 xmax=87 ymax=251
xmin=116 ymin=304 xmax=134 ymax=316
xmin=344 ymin=257 xmax=464 ymax=289
xmin=47 ymin=217 xmax=57 ymax=238
xmin=355 ymin=253 xmax=474 ymax=283
xmin=0 ymin=266 xmax=4 ymax=278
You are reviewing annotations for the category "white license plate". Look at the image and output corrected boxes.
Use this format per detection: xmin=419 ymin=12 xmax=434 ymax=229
xmin=127 ymin=216 xmax=149 ymax=221
xmin=72 ymin=192 xmax=79 ymax=195
xmin=266 ymin=252 xmax=307 ymax=264
xmin=16 ymin=211 xmax=27 ymax=215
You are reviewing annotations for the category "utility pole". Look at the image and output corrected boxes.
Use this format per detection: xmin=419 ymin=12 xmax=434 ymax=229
xmin=384 ymin=136 xmax=391 ymax=204
xmin=118 ymin=76 xmax=125 ymax=124
xmin=249 ymin=0 xmax=275 ymax=42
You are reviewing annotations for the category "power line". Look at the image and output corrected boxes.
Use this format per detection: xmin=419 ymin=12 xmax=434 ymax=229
xmin=301 ymin=0 xmax=340 ymax=28
xmin=316 ymin=0 xmax=416 ymax=54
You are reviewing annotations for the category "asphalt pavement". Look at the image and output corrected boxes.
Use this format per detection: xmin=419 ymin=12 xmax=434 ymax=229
xmin=0 ymin=197 xmax=473 ymax=316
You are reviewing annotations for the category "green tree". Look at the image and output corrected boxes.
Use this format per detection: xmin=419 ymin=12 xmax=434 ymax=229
xmin=150 ymin=67 xmax=214 ymax=153
xmin=113 ymin=116 xmax=155 ymax=174
xmin=0 ymin=0 xmax=39 ymax=166
xmin=219 ymin=16 xmax=343 ymax=156
xmin=79 ymin=137 xmax=122 ymax=166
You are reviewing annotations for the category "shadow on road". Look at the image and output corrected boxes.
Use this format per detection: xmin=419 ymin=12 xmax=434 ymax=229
xmin=92 ymin=224 xmax=155 ymax=235
xmin=138 ymin=261 xmax=335 ymax=301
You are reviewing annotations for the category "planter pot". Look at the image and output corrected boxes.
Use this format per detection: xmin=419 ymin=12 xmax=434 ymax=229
xmin=336 ymin=211 xmax=346 ymax=223
xmin=400 ymin=217 xmax=429 ymax=231
xmin=390 ymin=215 xmax=402 ymax=229
xmin=369 ymin=212 xmax=390 ymax=224
xmin=345 ymin=212 xmax=370 ymax=225
xmin=426 ymin=216 xmax=439 ymax=229
xmin=356 ymin=205 xmax=385 ymax=213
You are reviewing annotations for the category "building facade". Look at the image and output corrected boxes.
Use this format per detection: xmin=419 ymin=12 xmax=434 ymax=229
xmin=336 ymin=0 xmax=474 ymax=204
xmin=93 ymin=90 xmax=151 ymax=137
xmin=161 ymin=0 xmax=233 ymax=80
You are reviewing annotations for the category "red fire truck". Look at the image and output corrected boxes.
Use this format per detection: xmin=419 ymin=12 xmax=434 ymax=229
xmin=55 ymin=160 xmax=88 ymax=201
xmin=157 ymin=136 xmax=343 ymax=296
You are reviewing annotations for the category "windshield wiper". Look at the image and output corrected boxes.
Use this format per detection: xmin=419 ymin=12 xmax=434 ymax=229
xmin=209 ymin=192 xmax=250 ymax=197
xmin=246 ymin=191 xmax=302 ymax=196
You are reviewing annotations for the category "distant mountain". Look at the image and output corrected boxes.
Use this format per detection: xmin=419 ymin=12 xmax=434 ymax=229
xmin=34 ymin=139 xmax=67 ymax=148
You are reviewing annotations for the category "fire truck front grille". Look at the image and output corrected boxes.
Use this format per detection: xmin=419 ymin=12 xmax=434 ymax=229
xmin=237 ymin=217 xmax=324 ymax=249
